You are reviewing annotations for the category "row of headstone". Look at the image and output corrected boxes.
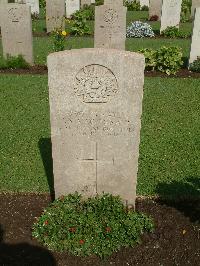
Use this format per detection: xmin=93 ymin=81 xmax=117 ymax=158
xmin=15 ymin=0 xmax=39 ymax=15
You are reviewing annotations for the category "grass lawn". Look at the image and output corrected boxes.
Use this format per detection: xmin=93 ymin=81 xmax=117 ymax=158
xmin=0 ymin=75 xmax=199 ymax=198
xmin=0 ymin=37 xmax=190 ymax=66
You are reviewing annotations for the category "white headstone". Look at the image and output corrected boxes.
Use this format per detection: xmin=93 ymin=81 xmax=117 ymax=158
xmin=0 ymin=0 xmax=8 ymax=28
xmin=1 ymin=3 xmax=33 ymax=64
xmin=66 ymin=0 xmax=80 ymax=18
xmin=46 ymin=0 xmax=65 ymax=33
xmin=94 ymin=1 xmax=127 ymax=50
xmin=149 ymin=0 xmax=162 ymax=20
xmin=160 ymin=0 xmax=182 ymax=32
xmin=191 ymin=0 xmax=200 ymax=17
xmin=48 ymin=48 xmax=145 ymax=208
xmin=189 ymin=7 xmax=200 ymax=64
xmin=140 ymin=0 xmax=149 ymax=8
xmin=25 ymin=0 xmax=39 ymax=15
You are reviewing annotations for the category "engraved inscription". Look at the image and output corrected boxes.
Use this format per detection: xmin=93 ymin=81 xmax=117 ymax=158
xmin=104 ymin=8 xmax=118 ymax=24
xmin=63 ymin=111 xmax=134 ymax=137
xmin=8 ymin=8 xmax=23 ymax=22
xmin=74 ymin=64 xmax=119 ymax=103
xmin=169 ymin=0 xmax=177 ymax=7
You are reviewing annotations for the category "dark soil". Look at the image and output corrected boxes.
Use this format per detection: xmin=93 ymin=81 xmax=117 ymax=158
xmin=0 ymin=193 xmax=199 ymax=266
xmin=0 ymin=66 xmax=200 ymax=78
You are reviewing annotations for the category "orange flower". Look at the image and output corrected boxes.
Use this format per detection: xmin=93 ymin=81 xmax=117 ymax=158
xmin=79 ymin=239 xmax=85 ymax=245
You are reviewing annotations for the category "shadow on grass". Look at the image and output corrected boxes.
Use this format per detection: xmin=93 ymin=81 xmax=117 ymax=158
xmin=156 ymin=176 xmax=200 ymax=223
xmin=38 ymin=138 xmax=55 ymax=201
xmin=0 ymin=224 xmax=56 ymax=265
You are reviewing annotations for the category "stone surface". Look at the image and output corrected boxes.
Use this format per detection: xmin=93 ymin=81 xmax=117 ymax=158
xmin=25 ymin=0 xmax=39 ymax=15
xmin=0 ymin=0 xmax=8 ymax=28
xmin=94 ymin=2 xmax=127 ymax=50
xmin=140 ymin=0 xmax=149 ymax=7
xmin=46 ymin=0 xmax=65 ymax=33
xmin=189 ymin=7 xmax=200 ymax=64
xmin=160 ymin=0 xmax=182 ymax=32
xmin=48 ymin=48 xmax=145 ymax=207
xmin=149 ymin=0 xmax=162 ymax=20
xmin=66 ymin=0 xmax=80 ymax=18
xmin=191 ymin=0 xmax=200 ymax=17
xmin=81 ymin=0 xmax=91 ymax=8
xmin=1 ymin=3 xmax=33 ymax=64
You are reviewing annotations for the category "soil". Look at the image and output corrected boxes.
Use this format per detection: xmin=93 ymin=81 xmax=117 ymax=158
xmin=0 ymin=66 xmax=200 ymax=78
xmin=0 ymin=193 xmax=199 ymax=266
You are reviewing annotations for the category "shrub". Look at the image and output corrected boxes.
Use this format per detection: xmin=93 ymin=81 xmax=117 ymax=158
xmin=149 ymin=15 xmax=158 ymax=21
xmin=71 ymin=5 xmax=95 ymax=20
xmin=189 ymin=58 xmax=200 ymax=72
xmin=0 ymin=55 xmax=29 ymax=69
xmin=67 ymin=12 xmax=91 ymax=36
xmin=127 ymin=21 xmax=155 ymax=38
xmin=39 ymin=0 xmax=46 ymax=8
xmin=124 ymin=0 xmax=140 ymax=11
xmin=141 ymin=5 xmax=149 ymax=11
xmin=32 ymin=193 xmax=154 ymax=258
xmin=181 ymin=0 xmax=192 ymax=22
xmin=139 ymin=46 xmax=183 ymax=75
xmin=161 ymin=26 xmax=190 ymax=38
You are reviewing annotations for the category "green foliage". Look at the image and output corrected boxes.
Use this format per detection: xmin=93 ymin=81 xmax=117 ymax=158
xmin=141 ymin=5 xmax=149 ymax=11
xmin=32 ymin=193 xmax=154 ymax=258
xmin=0 ymin=55 xmax=29 ymax=69
xmin=161 ymin=26 xmax=190 ymax=38
xmin=139 ymin=46 xmax=183 ymax=75
xmin=72 ymin=5 xmax=95 ymax=21
xmin=68 ymin=12 xmax=91 ymax=36
xmin=39 ymin=0 xmax=46 ymax=8
xmin=95 ymin=0 xmax=104 ymax=5
xmin=189 ymin=58 xmax=200 ymax=72
xmin=181 ymin=0 xmax=192 ymax=22
xmin=52 ymin=29 xmax=69 ymax=52
xmin=124 ymin=0 xmax=140 ymax=11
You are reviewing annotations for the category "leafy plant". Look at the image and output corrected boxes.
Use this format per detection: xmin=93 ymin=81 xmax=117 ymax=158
xmin=52 ymin=29 xmax=69 ymax=52
xmin=161 ymin=26 xmax=190 ymax=38
xmin=139 ymin=46 xmax=183 ymax=75
xmin=189 ymin=57 xmax=200 ymax=72
xmin=124 ymin=0 xmax=140 ymax=11
xmin=72 ymin=5 xmax=95 ymax=21
xmin=68 ymin=13 xmax=90 ymax=36
xmin=141 ymin=5 xmax=149 ymax=11
xmin=32 ymin=193 xmax=154 ymax=258
xmin=127 ymin=21 xmax=155 ymax=38
xmin=39 ymin=0 xmax=46 ymax=8
xmin=181 ymin=0 xmax=192 ymax=22
xmin=0 ymin=55 xmax=29 ymax=69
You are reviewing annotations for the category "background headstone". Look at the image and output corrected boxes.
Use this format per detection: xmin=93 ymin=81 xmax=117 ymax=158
xmin=48 ymin=48 xmax=145 ymax=207
xmin=46 ymin=0 xmax=65 ymax=33
xmin=25 ymin=0 xmax=39 ymax=15
xmin=140 ymin=0 xmax=149 ymax=7
xmin=81 ymin=0 xmax=91 ymax=8
xmin=94 ymin=2 xmax=127 ymax=50
xmin=160 ymin=0 xmax=182 ymax=32
xmin=1 ymin=3 xmax=33 ymax=64
xmin=149 ymin=0 xmax=162 ymax=20
xmin=189 ymin=7 xmax=200 ymax=64
xmin=191 ymin=0 xmax=200 ymax=17
xmin=66 ymin=0 xmax=80 ymax=18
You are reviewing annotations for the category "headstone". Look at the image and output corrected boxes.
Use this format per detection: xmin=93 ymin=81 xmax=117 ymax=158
xmin=1 ymin=3 xmax=33 ymax=64
xmin=46 ymin=0 xmax=65 ymax=33
xmin=0 ymin=0 xmax=8 ymax=28
xmin=25 ymin=0 xmax=39 ymax=15
xmin=140 ymin=0 xmax=149 ymax=8
xmin=149 ymin=0 xmax=162 ymax=20
xmin=66 ymin=0 xmax=80 ymax=18
xmin=48 ymin=48 xmax=145 ymax=207
xmin=81 ymin=0 xmax=90 ymax=8
xmin=160 ymin=0 xmax=182 ymax=32
xmin=191 ymin=0 xmax=200 ymax=17
xmin=189 ymin=7 xmax=200 ymax=64
xmin=94 ymin=1 xmax=127 ymax=50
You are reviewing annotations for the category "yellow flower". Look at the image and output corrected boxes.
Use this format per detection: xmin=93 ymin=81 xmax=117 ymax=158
xmin=61 ymin=31 xmax=67 ymax=36
xmin=182 ymin=229 xmax=186 ymax=235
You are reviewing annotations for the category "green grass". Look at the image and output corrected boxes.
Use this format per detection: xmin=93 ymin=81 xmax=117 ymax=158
xmin=0 ymin=75 xmax=199 ymax=198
